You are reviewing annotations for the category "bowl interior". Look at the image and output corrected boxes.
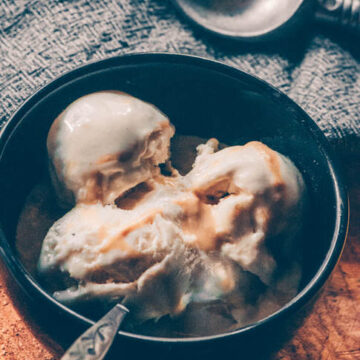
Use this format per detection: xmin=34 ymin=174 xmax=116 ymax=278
xmin=0 ymin=55 xmax=343 ymax=339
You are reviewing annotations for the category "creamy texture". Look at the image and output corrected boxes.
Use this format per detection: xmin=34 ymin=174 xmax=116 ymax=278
xmin=187 ymin=140 xmax=304 ymax=284
xmin=47 ymin=91 xmax=174 ymax=206
xmin=38 ymin=92 xmax=305 ymax=333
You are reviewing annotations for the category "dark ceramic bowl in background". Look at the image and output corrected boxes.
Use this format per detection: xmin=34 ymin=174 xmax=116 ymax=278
xmin=0 ymin=54 xmax=348 ymax=356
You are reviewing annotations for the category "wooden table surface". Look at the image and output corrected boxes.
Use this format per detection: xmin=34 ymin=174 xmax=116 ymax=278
xmin=0 ymin=159 xmax=359 ymax=360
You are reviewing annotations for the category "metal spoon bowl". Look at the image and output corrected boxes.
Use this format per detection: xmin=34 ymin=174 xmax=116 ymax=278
xmin=171 ymin=0 xmax=314 ymax=40
xmin=171 ymin=0 xmax=360 ymax=40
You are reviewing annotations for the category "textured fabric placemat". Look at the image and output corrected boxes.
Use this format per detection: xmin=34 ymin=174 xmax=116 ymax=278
xmin=0 ymin=0 xmax=359 ymax=155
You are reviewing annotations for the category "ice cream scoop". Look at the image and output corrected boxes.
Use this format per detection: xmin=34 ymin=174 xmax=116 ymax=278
xmin=186 ymin=139 xmax=305 ymax=284
xmin=47 ymin=91 xmax=174 ymax=207
xmin=40 ymin=113 xmax=304 ymax=328
xmin=38 ymin=180 xmax=239 ymax=321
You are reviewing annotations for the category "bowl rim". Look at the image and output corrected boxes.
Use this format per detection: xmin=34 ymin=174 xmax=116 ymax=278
xmin=0 ymin=52 xmax=349 ymax=344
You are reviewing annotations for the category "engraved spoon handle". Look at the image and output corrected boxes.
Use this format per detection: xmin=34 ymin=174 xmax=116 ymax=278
xmin=61 ymin=304 xmax=129 ymax=360
xmin=316 ymin=0 xmax=360 ymax=31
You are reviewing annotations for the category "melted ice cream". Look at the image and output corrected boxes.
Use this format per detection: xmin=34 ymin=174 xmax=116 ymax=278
xmin=38 ymin=92 xmax=305 ymax=330
xmin=47 ymin=91 xmax=174 ymax=206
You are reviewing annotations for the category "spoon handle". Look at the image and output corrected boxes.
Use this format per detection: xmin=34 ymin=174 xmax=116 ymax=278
xmin=316 ymin=0 xmax=360 ymax=31
xmin=61 ymin=304 xmax=129 ymax=360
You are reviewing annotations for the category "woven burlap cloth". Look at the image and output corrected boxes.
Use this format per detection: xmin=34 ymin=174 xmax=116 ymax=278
xmin=0 ymin=1 xmax=359 ymax=155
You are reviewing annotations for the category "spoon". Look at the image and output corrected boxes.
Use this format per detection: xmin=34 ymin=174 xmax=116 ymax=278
xmin=61 ymin=304 xmax=129 ymax=360
xmin=171 ymin=0 xmax=360 ymax=41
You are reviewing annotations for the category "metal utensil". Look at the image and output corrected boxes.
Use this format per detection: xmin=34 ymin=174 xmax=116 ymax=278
xmin=171 ymin=0 xmax=360 ymax=40
xmin=316 ymin=0 xmax=360 ymax=29
xmin=61 ymin=304 xmax=129 ymax=360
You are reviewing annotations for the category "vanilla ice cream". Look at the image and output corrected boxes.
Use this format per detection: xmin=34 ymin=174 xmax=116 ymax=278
xmin=38 ymin=92 xmax=305 ymax=333
xmin=47 ymin=91 xmax=174 ymax=206
xmin=186 ymin=139 xmax=304 ymax=284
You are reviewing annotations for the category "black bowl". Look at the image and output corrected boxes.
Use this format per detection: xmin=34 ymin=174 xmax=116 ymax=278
xmin=0 ymin=53 xmax=348 ymax=355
